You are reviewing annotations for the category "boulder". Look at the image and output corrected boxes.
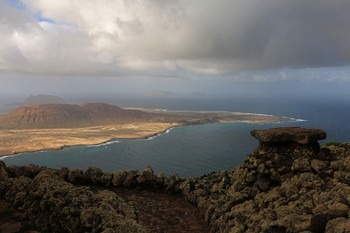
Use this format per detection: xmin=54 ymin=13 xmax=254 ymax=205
xmin=0 ymin=161 xmax=8 ymax=178
xmin=310 ymin=159 xmax=328 ymax=172
xmin=59 ymin=167 xmax=70 ymax=180
xmin=292 ymin=157 xmax=312 ymax=173
xmin=123 ymin=170 xmax=140 ymax=187
xmin=251 ymin=127 xmax=327 ymax=144
xmin=137 ymin=166 xmax=155 ymax=186
xmin=154 ymin=172 xmax=167 ymax=188
xmin=100 ymin=172 xmax=113 ymax=187
xmin=325 ymin=217 xmax=350 ymax=233
xmin=112 ymin=170 xmax=128 ymax=187
xmin=67 ymin=169 xmax=89 ymax=185
xmin=85 ymin=167 xmax=103 ymax=185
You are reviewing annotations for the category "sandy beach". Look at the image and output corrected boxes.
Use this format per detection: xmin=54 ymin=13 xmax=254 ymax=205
xmin=0 ymin=122 xmax=178 ymax=157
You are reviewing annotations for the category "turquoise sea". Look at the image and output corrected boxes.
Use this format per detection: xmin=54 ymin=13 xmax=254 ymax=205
xmin=1 ymin=98 xmax=350 ymax=177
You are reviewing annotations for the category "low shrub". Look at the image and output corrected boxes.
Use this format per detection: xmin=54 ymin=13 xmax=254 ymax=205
xmin=324 ymin=142 xmax=342 ymax=147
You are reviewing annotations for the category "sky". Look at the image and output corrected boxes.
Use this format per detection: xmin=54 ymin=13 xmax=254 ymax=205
xmin=1 ymin=0 xmax=350 ymax=100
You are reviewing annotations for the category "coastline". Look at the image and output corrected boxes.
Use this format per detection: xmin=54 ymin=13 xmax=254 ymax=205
xmin=0 ymin=109 xmax=300 ymax=158
xmin=0 ymin=122 xmax=180 ymax=157
xmin=1 ymin=128 xmax=349 ymax=233
xmin=0 ymin=125 xmax=175 ymax=161
xmin=0 ymin=125 xmax=179 ymax=159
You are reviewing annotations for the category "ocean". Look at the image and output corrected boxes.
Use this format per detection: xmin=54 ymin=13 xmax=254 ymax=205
xmin=1 ymin=97 xmax=350 ymax=178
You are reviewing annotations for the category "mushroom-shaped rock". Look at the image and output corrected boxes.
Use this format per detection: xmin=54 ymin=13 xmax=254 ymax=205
xmin=250 ymin=127 xmax=327 ymax=144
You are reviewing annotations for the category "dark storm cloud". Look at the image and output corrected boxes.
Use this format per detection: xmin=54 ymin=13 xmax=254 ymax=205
xmin=183 ymin=0 xmax=350 ymax=71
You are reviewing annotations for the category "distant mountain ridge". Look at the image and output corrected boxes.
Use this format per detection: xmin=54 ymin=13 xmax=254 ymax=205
xmin=0 ymin=103 xmax=152 ymax=128
xmin=26 ymin=95 xmax=66 ymax=105
xmin=145 ymin=90 xmax=177 ymax=97
xmin=5 ymin=95 xmax=66 ymax=107
xmin=145 ymin=90 xmax=209 ymax=98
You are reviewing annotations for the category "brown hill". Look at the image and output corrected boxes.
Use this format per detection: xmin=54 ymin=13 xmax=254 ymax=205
xmin=0 ymin=103 xmax=153 ymax=128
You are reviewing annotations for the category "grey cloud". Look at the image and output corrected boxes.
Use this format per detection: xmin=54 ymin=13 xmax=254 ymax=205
xmin=179 ymin=0 xmax=350 ymax=71
xmin=1 ymin=0 xmax=350 ymax=75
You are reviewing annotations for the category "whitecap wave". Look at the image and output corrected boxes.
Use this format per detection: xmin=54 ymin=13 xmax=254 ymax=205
xmin=239 ymin=112 xmax=308 ymax=122
xmin=245 ymin=112 xmax=275 ymax=117
xmin=294 ymin=118 xmax=308 ymax=122
xmin=86 ymin=139 xmax=120 ymax=147
xmin=146 ymin=135 xmax=157 ymax=140
xmin=282 ymin=117 xmax=308 ymax=122
xmin=248 ymin=112 xmax=308 ymax=123
xmin=0 ymin=153 xmax=22 ymax=160
xmin=164 ymin=128 xmax=173 ymax=133
xmin=146 ymin=127 xmax=174 ymax=140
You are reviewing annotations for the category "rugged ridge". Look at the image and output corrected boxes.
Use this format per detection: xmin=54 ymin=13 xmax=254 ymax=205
xmin=5 ymin=95 xmax=66 ymax=107
xmin=26 ymin=95 xmax=66 ymax=105
xmin=2 ymin=127 xmax=350 ymax=232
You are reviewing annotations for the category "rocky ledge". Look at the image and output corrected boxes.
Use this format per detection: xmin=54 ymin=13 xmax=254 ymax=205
xmin=251 ymin=126 xmax=327 ymax=144
xmin=1 ymin=127 xmax=350 ymax=232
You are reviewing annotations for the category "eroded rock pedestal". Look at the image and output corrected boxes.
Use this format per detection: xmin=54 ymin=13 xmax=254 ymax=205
xmin=179 ymin=127 xmax=350 ymax=233
xmin=251 ymin=127 xmax=327 ymax=144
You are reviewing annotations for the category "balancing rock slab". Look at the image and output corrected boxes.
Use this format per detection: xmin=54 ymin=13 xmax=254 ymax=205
xmin=250 ymin=127 xmax=327 ymax=144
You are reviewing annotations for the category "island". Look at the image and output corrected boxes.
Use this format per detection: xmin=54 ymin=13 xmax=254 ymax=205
xmin=0 ymin=103 xmax=296 ymax=156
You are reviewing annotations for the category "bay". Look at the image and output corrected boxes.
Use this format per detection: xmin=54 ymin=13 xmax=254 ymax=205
xmin=2 ymin=97 xmax=350 ymax=177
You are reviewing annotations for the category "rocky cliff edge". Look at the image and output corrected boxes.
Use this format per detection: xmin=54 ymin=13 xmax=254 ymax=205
xmin=1 ymin=127 xmax=350 ymax=233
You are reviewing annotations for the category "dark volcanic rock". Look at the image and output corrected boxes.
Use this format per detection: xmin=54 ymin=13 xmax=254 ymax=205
xmin=112 ymin=170 xmax=128 ymax=187
xmin=176 ymin=128 xmax=350 ymax=232
xmin=123 ymin=170 xmax=140 ymax=187
xmin=67 ymin=168 xmax=90 ymax=184
xmin=85 ymin=166 xmax=103 ymax=185
xmin=251 ymin=127 xmax=327 ymax=144
xmin=0 ymin=166 xmax=149 ymax=233
xmin=6 ymin=164 xmax=46 ymax=179
xmin=137 ymin=166 xmax=155 ymax=187
xmin=2 ymin=127 xmax=350 ymax=233
xmin=0 ymin=161 xmax=7 ymax=178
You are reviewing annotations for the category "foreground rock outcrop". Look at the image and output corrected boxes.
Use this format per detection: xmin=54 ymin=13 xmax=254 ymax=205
xmin=178 ymin=127 xmax=350 ymax=232
xmin=1 ymin=127 xmax=350 ymax=232
xmin=0 ymin=163 xmax=148 ymax=233
xmin=0 ymin=164 xmax=205 ymax=233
